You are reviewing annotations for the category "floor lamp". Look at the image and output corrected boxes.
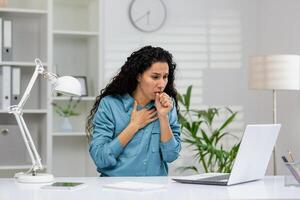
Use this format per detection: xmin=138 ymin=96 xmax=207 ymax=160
xmin=249 ymin=55 xmax=300 ymax=175
xmin=9 ymin=58 xmax=81 ymax=183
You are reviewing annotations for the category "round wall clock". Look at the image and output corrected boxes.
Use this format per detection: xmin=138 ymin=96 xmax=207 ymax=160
xmin=128 ymin=0 xmax=167 ymax=33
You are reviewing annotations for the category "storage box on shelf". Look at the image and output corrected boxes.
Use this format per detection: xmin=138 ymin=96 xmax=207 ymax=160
xmin=0 ymin=113 xmax=48 ymax=176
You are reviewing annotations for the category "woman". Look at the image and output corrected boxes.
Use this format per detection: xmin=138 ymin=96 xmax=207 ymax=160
xmin=86 ymin=46 xmax=181 ymax=176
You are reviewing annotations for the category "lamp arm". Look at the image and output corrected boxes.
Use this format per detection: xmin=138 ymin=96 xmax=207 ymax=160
xmin=12 ymin=112 xmax=42 ymax=174
xmin=17 ymin=59 xmax=46 ymax=109
xmin=20 ymin=115 xmax=42 ymax=171
xmin=8 ymin=58 xmax=52 ymax=175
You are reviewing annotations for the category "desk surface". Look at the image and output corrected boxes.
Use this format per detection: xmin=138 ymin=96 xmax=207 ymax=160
xmin=0 ymin=176 xmax=300 ymax=200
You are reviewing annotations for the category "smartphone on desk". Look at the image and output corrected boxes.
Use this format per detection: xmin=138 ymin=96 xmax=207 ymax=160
xmin=41 ymin=182 xmax=86 ymax=190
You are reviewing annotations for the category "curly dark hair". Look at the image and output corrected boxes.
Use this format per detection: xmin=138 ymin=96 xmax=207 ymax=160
xmin=86 ymin=45 xmax=178 ymax=139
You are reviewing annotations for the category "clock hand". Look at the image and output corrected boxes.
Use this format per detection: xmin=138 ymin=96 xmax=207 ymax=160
xmin=146 ymin=10 xmax=150 ymax=25
xmin=134 ymin=10 xmax=150 ymax=23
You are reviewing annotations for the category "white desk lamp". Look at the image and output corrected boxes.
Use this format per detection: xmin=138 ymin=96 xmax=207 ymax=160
xmin=249 ymin=55 xmax=300 ymax=175
xmin=9 ymin=58 xmax=81 ymax=183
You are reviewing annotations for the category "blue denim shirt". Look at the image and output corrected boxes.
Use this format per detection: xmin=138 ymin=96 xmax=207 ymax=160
xmin=89 ymin=94 xmax=181 ymax=176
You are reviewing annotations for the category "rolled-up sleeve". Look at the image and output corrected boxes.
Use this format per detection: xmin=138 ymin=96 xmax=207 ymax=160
xmin=160 ymin=105 xmax=181 ymax=163
xmin=89 ymin=98 xmax=123 ymax=170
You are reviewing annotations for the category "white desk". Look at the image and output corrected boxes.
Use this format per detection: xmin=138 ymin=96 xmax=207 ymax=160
xmin=0 ymin=176 xmax=299 ymax=200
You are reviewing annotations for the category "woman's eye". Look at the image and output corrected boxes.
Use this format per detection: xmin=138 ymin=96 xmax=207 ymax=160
xmin=152 ymin=76 xmax=159 ymax=79
xmin=163 ymin=76 xmax=168 ymax=79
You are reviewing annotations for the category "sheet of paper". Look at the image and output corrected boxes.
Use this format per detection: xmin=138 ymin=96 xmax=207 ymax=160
xmin=102 ymin=181 xmax=166 ymax=191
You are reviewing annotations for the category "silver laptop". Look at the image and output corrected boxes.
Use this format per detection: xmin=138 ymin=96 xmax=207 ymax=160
xmin=173 ymin=124 xmax=281 ymax=186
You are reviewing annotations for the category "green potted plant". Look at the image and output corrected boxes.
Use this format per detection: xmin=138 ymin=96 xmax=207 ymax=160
xmin=177 ymin=86 xmax=240 ymax=173
xmin=52 ymin=97 xmax=81 ymax=132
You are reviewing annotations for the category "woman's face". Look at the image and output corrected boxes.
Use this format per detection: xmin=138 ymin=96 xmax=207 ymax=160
xmin=137 ymin=62 xmax=169 ymax=101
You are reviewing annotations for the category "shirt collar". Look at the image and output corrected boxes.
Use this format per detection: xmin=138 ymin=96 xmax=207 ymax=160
xmin=121 ymin=93 xmax=155 ymax=112
xmin=121 ymin=93 xmax=134 ymax=112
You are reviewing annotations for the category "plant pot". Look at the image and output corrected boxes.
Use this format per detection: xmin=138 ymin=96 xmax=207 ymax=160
xmin=61 ymin=117 xmax=72 ymax=132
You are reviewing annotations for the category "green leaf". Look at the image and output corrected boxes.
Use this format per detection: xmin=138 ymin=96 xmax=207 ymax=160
xmin=184 ymin=86 xmax=192 ymax=111
xmin=200 ymin=129 xmax=211 ymax=145
xmin=216 ymin=131 xmax=230 ymax=143
xmin=218 ymin=111 xmax=237 ymax=132
xmin=177 ymin=93 xmax=184 ymax=105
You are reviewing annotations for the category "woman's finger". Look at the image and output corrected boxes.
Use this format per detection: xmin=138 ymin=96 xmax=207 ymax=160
xmin=159 ymin=93 xmax=165 ymax=101
xmin=146 ymin=116 xmax=158 ymax=124
xmin=132 ymin=101 xmax=138 ymax=114
xmin=162 ymin=93 xmax=170 ymax=99
xmin=147 ymin=108 xmax=156 ymax=114
xmin=160 ymin=96 xmax=167 ymax=104
xmin=161 ymin=99 xmax=170 ymax=105
xmin=148 ymin=111 xmax=157 ymax=119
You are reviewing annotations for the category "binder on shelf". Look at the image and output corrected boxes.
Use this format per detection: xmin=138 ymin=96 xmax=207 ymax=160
xmin=3 ymin=19 xmax=12 ymax=61
xmin=0 ymin=17 xmax=2 ymax=62
xmin=1 ymin=66 xmax=11 ymax=110
xmin=11 ymin=67 xmax=20 ymax=105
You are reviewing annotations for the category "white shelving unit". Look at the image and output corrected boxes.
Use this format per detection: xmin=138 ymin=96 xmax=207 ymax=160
xmin=52 ymin=96 xmax=96 ymax=101
xmin=53 ymin=30 xmax=99 ymax=37
xmin=0 ymin=109 xmax=47 ymax=114
xmin=0 ymin=61 xmax=48 ymax=67
xmin=52 ymin=132 xmax=86 ymax=136
xmin=0 ymin=0 xmax=46 ymax=10
xmin=0 ymin=0 xmax=49 ymax=178
xmin=0 ymin=0 xmax=100 ymax=178
xmin=49 ymin=0 xmax=100 ymax=177
xmin=0 ymin=8 xmax=47 ymax=14
xmin=0 ymin=165 xmax=34 ymax=170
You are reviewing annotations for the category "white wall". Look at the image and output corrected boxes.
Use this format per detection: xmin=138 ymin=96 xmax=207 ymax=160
xmin=256 ymin=0 xmax=300 ymax=175
xmin=101 ymin=0 xmax=300 ymax=175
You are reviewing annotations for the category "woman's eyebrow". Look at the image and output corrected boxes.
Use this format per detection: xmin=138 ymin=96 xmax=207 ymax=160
xmin=151 ymin=72 xmax=169 ymax=75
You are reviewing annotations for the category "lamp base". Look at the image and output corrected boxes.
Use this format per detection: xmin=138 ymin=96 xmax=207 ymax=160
xmin=15 ymin=172 xmax=54 ymax=183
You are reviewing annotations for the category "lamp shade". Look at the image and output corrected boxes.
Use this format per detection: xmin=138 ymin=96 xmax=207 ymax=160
xmin=249 ymin=55 xmax=300 ymax=90
xmin=54 ymin=76 xmax=82 ymax=96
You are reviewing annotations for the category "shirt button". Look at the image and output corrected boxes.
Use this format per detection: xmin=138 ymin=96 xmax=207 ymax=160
xmin=143 ymin=160 xmax=147 ymax=165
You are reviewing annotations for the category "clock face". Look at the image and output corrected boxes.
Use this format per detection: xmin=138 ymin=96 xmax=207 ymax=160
xmin=129 ymin=0 xmax=167 ymax=33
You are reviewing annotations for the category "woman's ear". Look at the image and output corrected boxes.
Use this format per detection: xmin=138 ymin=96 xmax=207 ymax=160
xmin=137 ymin=74 xmax=141 ymax=83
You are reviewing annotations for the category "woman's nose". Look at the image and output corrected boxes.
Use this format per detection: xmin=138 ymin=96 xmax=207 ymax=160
xmin=157 ymin=79 xmax=166 ymax=88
